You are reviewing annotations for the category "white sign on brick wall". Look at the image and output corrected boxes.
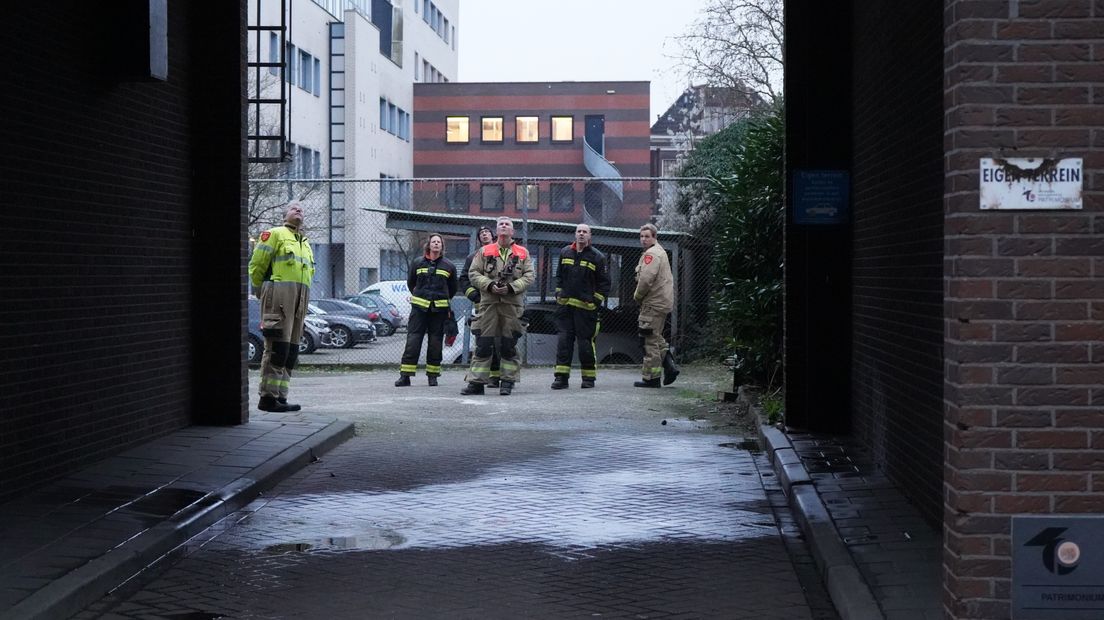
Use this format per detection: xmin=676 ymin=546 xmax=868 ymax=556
xmin=980 ymin=157 xmax=1083 ymax=210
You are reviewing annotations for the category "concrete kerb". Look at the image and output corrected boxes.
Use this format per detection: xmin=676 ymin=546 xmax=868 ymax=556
xmin=756 ymin=419 xmax=883 ymax=620
xmin=6 ymin=419 xmax=354 ymax=620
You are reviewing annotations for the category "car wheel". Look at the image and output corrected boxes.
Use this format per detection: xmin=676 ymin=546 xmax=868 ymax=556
xmin=248 ymin=335 xmax=264 ymax=364
xmin=330 ymin=325 xmax=355 ymax=349
xmin=375 ymin=320 xmax=396 ymax=337
xmin=299 ymin=331 xmax=316 ymax=354
xmin=601 ymin=353 xmax=635 ymax=365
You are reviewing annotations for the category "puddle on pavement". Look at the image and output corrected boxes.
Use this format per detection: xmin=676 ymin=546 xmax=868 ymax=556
xmin=261 ymin=528 xmax=405 ymax=554
xmin=238 ymin=434 xmax=779 ymax=553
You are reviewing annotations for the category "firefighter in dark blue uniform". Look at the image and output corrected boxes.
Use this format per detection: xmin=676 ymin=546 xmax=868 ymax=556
xmin=551 ymin=224 xmax=611 ymax=389
xmin=395 ymin=233 xmax=458 ymax=387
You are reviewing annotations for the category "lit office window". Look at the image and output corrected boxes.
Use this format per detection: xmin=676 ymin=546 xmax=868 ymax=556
xmin=552 ymin=116 xmax=573 ymax=142
xmin=446 ymin=116 xmax=469 ymax=143
xmin=516 ymin=184 xmax=539 ymax=212
xmin=515 ymin=116 xmax=538 ymax=143
xmin=481 ymin=117 xmax=503 ymax=143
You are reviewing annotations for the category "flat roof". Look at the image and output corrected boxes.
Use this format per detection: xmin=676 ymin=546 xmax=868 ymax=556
xmin=361 ymin=206 xmax=689 ymax=250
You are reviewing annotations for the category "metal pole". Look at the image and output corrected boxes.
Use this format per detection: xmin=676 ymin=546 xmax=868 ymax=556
xmin=521 ymin=181 xmax=529 ymax=248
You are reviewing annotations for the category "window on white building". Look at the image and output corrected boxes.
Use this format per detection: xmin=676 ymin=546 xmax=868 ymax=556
xmin=269 ymin=33 xmax=279 ymax=75
xmin=313 ymin=58 xmax=321 ymax=96
xmin=299 ymin=49 xmax=311 ymax=92
xmin=380 ymin=98 xmax=388 ymax=131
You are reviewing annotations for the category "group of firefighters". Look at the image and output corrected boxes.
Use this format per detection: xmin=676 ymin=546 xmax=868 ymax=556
xmin=248 ymin=205 xmax=680 ymax=412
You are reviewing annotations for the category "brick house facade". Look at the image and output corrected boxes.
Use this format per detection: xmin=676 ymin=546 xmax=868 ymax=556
xmin=786 ymin=1 xmax=1103 ymax=616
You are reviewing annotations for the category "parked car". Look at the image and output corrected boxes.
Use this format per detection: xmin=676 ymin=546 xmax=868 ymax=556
xmin=358 ymin=280 xmax=411 ymax=328
xmin=445 ymin=303 xmax=641 ymax=366
xmin=342 ymin=294 xmax=402 ymax=336
xmin=247 ymin=298 xmax=331 ymax=362
xmin=301 ymin=315 xmax=332 ymax=353
xmin=307 ymin=303 xmax=376 ymax=348
xmin=520 ymin=303 xmax=642 ymax=365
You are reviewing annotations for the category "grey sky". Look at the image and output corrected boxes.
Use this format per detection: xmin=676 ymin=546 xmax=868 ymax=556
xmin=456 ymin=0 xmax=709 ymax=122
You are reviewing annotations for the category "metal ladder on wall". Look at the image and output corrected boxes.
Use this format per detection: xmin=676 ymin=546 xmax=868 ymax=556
xmin=247 ymin=0 xmax=288 ymax=163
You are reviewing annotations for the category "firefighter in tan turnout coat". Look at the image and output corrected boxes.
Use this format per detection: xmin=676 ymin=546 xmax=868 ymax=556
xmin=248 ymin=203 xmax=315 ymax=411
xmin=461 ymin=217 xmax=535 ymax=396
xmin=633 ymin=223 xmax=679 ymax=388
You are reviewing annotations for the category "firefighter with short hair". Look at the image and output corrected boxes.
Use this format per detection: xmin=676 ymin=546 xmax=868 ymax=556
xmin=249 ymin=202 xmax=315 ymax=412
xmin=461 ymin=217 xmax=535 ymax=396
xmin=633 ymin=223 xmax=680 ymax=388
xmin=458 ymin=225 xmax=501 ymax=385
xmin=551 ymin=223 xmax=611 ymax=389
xmin=396 ymin=233 xmax=458 ymax=387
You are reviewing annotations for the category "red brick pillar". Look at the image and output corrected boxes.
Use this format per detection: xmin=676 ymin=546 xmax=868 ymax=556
xmin=943 ymin=1 xmax=1104 ymax=617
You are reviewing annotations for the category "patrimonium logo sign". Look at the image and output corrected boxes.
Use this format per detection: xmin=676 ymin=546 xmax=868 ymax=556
xmin=1012 ymin=517 xmax=1103 ymax=619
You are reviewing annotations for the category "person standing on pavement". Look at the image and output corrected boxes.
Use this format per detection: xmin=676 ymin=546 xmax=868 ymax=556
xmin=249 ymin=202 xmax=315 ymax=412
xmin=458 ymin=225 xmax=501 ymax=386
xmin=551 ymin=224 xmax=611 ymax=390
xmin=396 ymin=233 xmax=458 ymax=387
xmin=633 ymin=223 xmax=680 ymax=388
xmin=461 ymin=217 xmax=535 ymax=396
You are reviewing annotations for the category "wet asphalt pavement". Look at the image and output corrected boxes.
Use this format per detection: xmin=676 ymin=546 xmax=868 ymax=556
xmin=79 ymin=367 xmax=836 ymax=619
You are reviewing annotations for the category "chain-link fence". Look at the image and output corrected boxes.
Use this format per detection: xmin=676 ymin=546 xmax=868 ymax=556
xmin=249 ymin=177 xmax=723 ymax=369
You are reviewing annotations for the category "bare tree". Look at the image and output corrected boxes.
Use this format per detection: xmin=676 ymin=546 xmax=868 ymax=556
xmin=672 ymin=0 xmax=783 ymax=104
xmin=247 ymin=70 xmax=323 ymax=239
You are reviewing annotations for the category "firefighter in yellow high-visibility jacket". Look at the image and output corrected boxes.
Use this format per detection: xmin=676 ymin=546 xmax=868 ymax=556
xmin=633 ymin=223 xmax=679 ymax=388
xmin=248 ymin=202 xmax=315 ymax=412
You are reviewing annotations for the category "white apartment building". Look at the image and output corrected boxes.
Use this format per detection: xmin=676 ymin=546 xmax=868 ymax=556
xmin=248 ymin=0 xmax=459 ymax=297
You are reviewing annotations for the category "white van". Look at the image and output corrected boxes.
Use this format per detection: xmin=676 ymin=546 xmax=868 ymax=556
xmin=359 ymin=280 xmax=411 ymax=328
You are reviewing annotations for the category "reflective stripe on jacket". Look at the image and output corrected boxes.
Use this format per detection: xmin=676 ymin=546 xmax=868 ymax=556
xmin=468 ymin=242 xmax=534 ymax=306
xmin=555 ymin=243 xmax=611 ymax=311
xmin=407 ymin=254 xmax=457 ymax=311
xmin=249 ymin=225 xmax=315 ymax=288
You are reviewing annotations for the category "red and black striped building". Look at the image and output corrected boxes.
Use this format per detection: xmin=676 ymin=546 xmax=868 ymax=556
xmin=412 ymin=81 xmax=652 ymax=227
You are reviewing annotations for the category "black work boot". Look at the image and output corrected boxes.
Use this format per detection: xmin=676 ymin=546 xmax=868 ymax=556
xmin=662 ymin=351 xmax=681 ymax=386
xmin=580 ymin=379 xmax=595 ymax=389
xmin=488 ymin=376 xmax=501 ymax=388
xmin=277 ymin=397 xmax=302 ymax=412
xmin=394 ymin=375 xmax=411 ymax=387
xmin=633 ymin=378 xmax=661 ymax=388
xmin=427 ymin=375 xmax=439 ymax=387
xmin=461 ymin=382 xmax=485 ymax=395
xmin=499 ymin=380 xmax=514 ymax=396
xmin=551 ymin=375 xmax=569 ymax=390
xmin=258 ymin=395 xmax=291 ymax=412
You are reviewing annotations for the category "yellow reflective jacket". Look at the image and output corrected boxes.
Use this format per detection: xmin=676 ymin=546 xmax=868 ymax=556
xmin=249 ymin=225 xmax=315 ymax=288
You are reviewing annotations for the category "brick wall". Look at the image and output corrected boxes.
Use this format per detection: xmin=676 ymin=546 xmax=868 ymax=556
xmin=0 ymin=4 xmax=246 ymax=502
xmin=851 ymin=3 xmax=946 ymax=526
xmin=943 ymin=1 xmax=1104 ymax=617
